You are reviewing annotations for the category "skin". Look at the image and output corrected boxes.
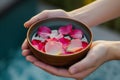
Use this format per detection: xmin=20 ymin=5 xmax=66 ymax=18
xmin=22 ymin=0 xmax=120 ymax=80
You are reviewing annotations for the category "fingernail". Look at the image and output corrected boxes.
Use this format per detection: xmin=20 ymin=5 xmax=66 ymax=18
xmin=24 ymin=21 xmax=29 ymax=28
xmin=69 ymin=68 xmax=78 ymax=74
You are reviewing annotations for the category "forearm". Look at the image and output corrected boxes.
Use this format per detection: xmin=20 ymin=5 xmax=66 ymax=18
xmin=107 ymin=41 xmax=120 ymax=60
xmin=69 ymin=0 xmax=120 ymax=27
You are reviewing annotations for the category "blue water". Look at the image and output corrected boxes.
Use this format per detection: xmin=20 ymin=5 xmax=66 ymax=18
xmin=0 ymin=0 xmax=120 ymax=80
xmin=0 ymin=49 xmax=73 ymax=80
xmin=1 ymin=48 xmax=120 ymax=80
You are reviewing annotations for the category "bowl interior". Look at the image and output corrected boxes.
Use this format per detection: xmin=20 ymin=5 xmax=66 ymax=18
xmin=28 ymin=18 xmax=92 ymax=56
xmin=29 ymin=18 xmax=91 ymax=41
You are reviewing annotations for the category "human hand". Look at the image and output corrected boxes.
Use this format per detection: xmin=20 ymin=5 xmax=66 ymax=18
xmin=21 ymin=9 xmax=114 ymax=80
xmin=22 ymin=38 xmax=112 ymax=80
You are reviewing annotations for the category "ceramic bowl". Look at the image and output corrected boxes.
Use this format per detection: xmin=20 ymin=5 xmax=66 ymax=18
xmin=27 ymin=18 xmax=92 ymax=67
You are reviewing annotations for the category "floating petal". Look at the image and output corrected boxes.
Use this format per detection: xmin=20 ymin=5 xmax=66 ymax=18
xmin=31 ymin=39 xmax=41 ymax=45
xmin=50 ymin=30 xmax=59 ymax=38
xmin=82 ymin=41 xmax=88 ymax=48
xmin=37 ymin=26 xmax=51 ymax=38
xmin=59 ymin=37 xmax=70 ymax=49
xmin=62 ymin=51 xmax=73 ymax=55
xmin=67 ymin=39 xmax=82 ymax=52
xmin=70 ymin=29 xmax=83 ymax=39
xmin=45 ymin=41 xmax=63 ymax=55
xmin=58 ymin=24 xmax=72 ymax=35
xmin=38 ymin=42 xmax=46 ymax=52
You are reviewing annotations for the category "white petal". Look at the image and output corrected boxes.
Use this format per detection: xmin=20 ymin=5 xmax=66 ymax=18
xmin=50 ymin=30 xmax=59 ymax=38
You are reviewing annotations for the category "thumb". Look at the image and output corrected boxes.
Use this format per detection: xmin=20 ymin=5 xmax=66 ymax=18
xmin=69 ymin=43 xmax=108 ymax=74
xmin=69 ymin=57 xmax=92 ymax=74
xmin=24 ymin=11 xmax=48 ymax=28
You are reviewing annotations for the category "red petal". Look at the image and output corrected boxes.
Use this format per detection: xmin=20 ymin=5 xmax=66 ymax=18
xmin=37 ymin=26 xmax=51 ymax=38
xmin=31 ymin=39 xmax=41 ymax=45
xmin=59 ymin=37 xmax=70 ymax=49
xmin=58 ymin=24 xmax=72 ymax=35
xmin=31 ymin=39 xmax=46 ymax=52
xmin=62 ymin=51 xmax=73 ymax=55
xmin=70 ymin=29 xmax=83 ymax=39
xmin=38 ymin=42 xmax=46 ymax=52
xmin=82 ymin=41 xmax=88 ymax=48
xmin=67 ymin=39 xmax=82 ymax=52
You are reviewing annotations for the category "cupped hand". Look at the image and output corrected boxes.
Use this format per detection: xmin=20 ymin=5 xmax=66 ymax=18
xmin=21 ymin=9 xmax=111 ymax=80
xmin=22 ymin=39 xmax=111 ymax=80
xmin=24 ymin=9 xmax=71 ymax=28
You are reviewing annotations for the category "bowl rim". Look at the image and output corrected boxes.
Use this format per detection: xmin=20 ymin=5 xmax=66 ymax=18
xmin=27 ymin=17 xmax=93 ymax=57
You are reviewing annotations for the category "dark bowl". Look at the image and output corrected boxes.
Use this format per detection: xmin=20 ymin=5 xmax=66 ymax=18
xmin=27 ymin=18 xmax=92 ymax=67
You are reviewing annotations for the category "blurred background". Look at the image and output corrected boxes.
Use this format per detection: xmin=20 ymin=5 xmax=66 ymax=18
xmin=0 ymin=0 xmax=120 ymax=80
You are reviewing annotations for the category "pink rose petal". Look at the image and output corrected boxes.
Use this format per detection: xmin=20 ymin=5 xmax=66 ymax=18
xmin=61 ymin=51 xmax=73 ymax=55
xmin=70 ymin=29 xmax=83 ymax=39
xmin=67 ymin=39 xmax=82 ymax=52
xmin=45 ymin=41 xmax=63 ymax=55
xmin=59 ymin=37 xmax=70 ymax=49
xmin=82 ymin=41 xmax=88 ymax=48
xmin=37 ymin=26 xmax=51 ymax=38
xmin=58 ymin=24 xmax=72 ymax=35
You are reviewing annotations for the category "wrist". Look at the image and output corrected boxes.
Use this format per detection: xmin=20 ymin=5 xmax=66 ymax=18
xmin=107 ymin=41 xmax=120 ymax=60
xmin=68 ymin=10 xmax=91 ymax=28
xmin=68 ymin=0 xmax=120 ymax=28
xmin=92 ymin=41 xmax=120 ymax=62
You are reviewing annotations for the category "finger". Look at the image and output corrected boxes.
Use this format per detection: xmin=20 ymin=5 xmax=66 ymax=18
xmin=22 ymin=49 xmax=31 ymax=56
xmin=69 ymin=47 xmax=98 ymax=74
xmin=34 ymin=61 xmax=97 ymax=79
xmin=72 ymin=67 xmax=96 ymax=79
xmin=47 ymin=9 xmax=68 ymax=18
xmin=26 ymin=55 xmax=38 ymax=63
xmin=34 ymin=61 xmax=72 ymax=77
xmin=21 ymin=39 xmax=29 ymax=50
xmin=24 ymin=12 xmax=48 ymax=28
xmin=69 ymin=57 xmax=93 ymax=75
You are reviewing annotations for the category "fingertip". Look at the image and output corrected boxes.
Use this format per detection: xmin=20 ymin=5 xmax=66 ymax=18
xmin=24 ymin=21 xmax=30 ymax=28
xmin=69 ymin=60 xmax=86 ymax=74
xmin=24 ymin=11 xmax=49 ymax=28
xmin=34 ymin=61 xmax=45 ymax=68
xmin=22 ymin=49 xmax=31 ymax=56
xmin=69 ymin=66 xmax=78 ymax=74
xmin=21 ymin=39 xmax=29 ymax=50
xmin=26 ymin=55 xmax=38 ymax=63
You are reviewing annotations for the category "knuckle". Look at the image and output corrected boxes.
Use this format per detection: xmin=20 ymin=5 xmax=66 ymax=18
xmin=42 ymin=10 xmax=49 ymax=13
